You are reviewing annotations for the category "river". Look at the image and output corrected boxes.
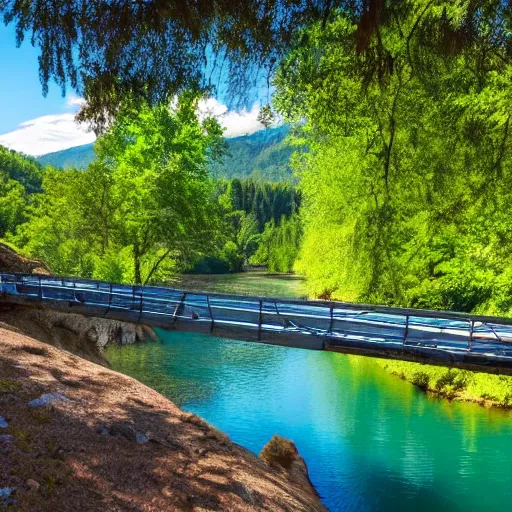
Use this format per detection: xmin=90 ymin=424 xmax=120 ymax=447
xmin=106 ymin=272 xmax=512 ymax=512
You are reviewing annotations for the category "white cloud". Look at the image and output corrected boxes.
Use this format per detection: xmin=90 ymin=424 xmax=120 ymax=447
xmin=66 ymin=95 xmax=86 ymax=108
xmin=0 ymin=113 xmax=96 ymax=156
xmin=199 ymin=98 xmax=266 ymax=137
xmin=0 ymin=97 xmax=268 ymax=157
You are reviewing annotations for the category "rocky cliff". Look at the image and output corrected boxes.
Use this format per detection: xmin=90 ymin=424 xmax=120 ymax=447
xmin=0 ymin=304 xmax=156 ymax=365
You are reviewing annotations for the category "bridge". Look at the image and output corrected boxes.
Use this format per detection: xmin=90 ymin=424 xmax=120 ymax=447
xmin=2 ymin=273 xmax=512 ymax=375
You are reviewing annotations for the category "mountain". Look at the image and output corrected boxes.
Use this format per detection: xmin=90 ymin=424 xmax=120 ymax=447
xmin=209 ymin=125 xmax=296 ymax=181
xmin=37 ymin=143 xmax=95 ymax=170
xmin=37 ymin=125 xmax=297 ymax=181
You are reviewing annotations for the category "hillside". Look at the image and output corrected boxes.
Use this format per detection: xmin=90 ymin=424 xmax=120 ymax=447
xmin=37 ymin=125 xmax=297 ymax=181
xmin=209 ymin=125 xmax=295 ymax=181
xmin=37 ymin=143 xmax=96 ymax=171
xmin=0 ymin=327 xmax=325 ymax=511
xmin=0 ymin=145 xmax=43 ymax=193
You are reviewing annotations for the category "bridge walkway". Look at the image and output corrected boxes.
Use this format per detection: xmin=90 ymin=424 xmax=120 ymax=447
xmin=2 ymin=273 xmax=512 ymax=374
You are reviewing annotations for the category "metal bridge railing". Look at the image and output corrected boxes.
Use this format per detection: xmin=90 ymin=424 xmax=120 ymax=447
xmin=2 ymin=273 xmax=512 ymax=360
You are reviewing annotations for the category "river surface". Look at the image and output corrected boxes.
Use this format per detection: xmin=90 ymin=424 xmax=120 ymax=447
xmin=106 ymin=272 xmax=512 ymax=512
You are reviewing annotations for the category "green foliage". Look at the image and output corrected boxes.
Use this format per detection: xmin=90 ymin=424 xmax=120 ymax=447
xmin=380 ymin=360 xmax=512 ymax=406
xmin=0 ymin=145 xmax=44 ymax=238
xmin=275 ymin=8 xmax=512 ymax=312
xmin=186 ymin=177 xmax=301 ymax=274
xmin=185 ymin=256 xmax=231 ymax=274
xmin=0 ymin=145 xmax=43 ymax=193
xmin=217 ymin=177 xmax=300 ymax=230
xmin=0 ymin=171 xmax=28 ymax=237
xmin=14 ymin=95 xmax=224 ymax=284
xmin=1 ymin=1 xmax=368 ymax=130
xmin=13 ymin=168 xmax=96 ymax=276
xmin=251 ymin=214 xmax=302 ymax=273
xmin=4 ymin=1 xmax=505 ymax=131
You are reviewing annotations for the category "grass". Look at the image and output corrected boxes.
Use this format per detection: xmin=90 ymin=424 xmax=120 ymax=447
xmin=0 ymin=378 xmax=21 ymax=393
xmin=8 ymin=425 xmax=33 ymax=452
xmin=259 ymin=435 xmax=298 ymax=470
xmin=378 ymin=359 xmax=512 ymax=406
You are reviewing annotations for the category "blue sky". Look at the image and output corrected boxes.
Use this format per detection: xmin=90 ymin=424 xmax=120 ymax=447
xmin=0 ymin=23 xmax=267 ymax=156
xmin=0 ymin=24 xmax=73 ymax=134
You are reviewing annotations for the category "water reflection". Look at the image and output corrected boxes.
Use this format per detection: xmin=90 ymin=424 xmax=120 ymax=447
xmin=106 ymin=330 xmax=512 ymax=512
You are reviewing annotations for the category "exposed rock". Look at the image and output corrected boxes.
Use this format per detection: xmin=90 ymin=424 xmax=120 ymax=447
xmin=100 ymin=421 xmax=150 ymax=445
xmin=0 ymin=305 xmax=157 ymax=365
xmin=0 ymin=417 xmax=7 ymax=428
xmin=0 ymin=243 xmax=50 ymax=275
xmin=26 ymin=479 xmax=40 ymax=493
xmin=28 ymin=392 xmax=70 ymax=407
xmin=95 ymin=423 xmax=110 ymax=436
xmin=0 ymin=487 xmax=15 ymax=506
xmin=135 ymin=433 xmax=149 ymax=445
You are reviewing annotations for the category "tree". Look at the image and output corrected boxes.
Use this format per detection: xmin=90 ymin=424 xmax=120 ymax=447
xmin=3 ymin=1 xmax=503 ymax=129
xmin=15 ymin=95 xmax=226 ymax=284
xmin=0 ymin=171 xmax=28 ymax=238
xmin=14 ymin=168 xmax=95 ymax=275
xmin=0 ymin=145 xmax=43 ymax=193
xmin=0 ymin=145 xmax=44 ymax=238
xmin=274 ymin=9 xmax=512 ymax=311
xmin=251 ymin=214 xmax=302 ymax=272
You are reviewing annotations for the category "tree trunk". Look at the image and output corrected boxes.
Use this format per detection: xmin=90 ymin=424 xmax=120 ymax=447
xmin=133 ymin=244 xmax=142 ymax=284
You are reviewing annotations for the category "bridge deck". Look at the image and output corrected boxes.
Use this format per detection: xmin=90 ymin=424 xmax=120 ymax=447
xmin=2 ymin=273 xmax=512 ymax=374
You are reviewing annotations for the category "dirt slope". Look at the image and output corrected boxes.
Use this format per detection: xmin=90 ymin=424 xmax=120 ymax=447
xmin=0 ymin=328 xmax=326 ymax=512
xmin=0 ymin=244 xmax=50 ymax=275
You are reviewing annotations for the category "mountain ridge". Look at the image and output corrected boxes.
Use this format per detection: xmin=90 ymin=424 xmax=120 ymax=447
xmin=37 ymin=125 xmax=296 ymax=181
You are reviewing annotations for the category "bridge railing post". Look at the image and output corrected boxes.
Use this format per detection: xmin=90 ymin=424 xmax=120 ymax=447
xmin=206 ymin=294 xmax=214 ymax=333
xmin=403 ymin=314 xmax=409 ymax=345
xmin=328 ymin=303 xmax=334 ymax=335
xmin=468 ymin=320 xmax=474 ymax=352
xmin=138 ymin=286 xmax=144 ymax=323
xmin=258 ymin=299 xmax=263 ymax=340
xmin=173 ymin=292 xmax=186 ymax=328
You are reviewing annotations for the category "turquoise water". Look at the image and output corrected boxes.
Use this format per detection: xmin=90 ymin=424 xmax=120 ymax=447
xmin=107 ymin=331 xmax=512 ymax=512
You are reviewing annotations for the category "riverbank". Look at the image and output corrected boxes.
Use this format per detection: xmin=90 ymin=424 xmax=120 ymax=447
xmin=0 ymin=327 xmax=326 ymax=511
xmin=378 ymin=359 xmax=512 ymax=408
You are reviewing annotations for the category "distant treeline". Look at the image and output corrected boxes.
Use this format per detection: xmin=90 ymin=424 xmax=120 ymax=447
xmin=186 ymin=178 xmax=302 ymax=274
xmin=217 ymin=178 xmax=300 ymax=230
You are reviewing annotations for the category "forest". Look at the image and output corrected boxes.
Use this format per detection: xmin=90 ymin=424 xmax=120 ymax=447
xmin=2 ymin=2 xmax=512 ymax=318
xmin=275 ymin=4 xmax=512 ymax=316
xmin=0 ymin=95 xmax=301 ymax=283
